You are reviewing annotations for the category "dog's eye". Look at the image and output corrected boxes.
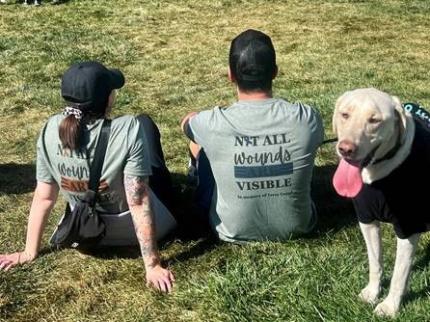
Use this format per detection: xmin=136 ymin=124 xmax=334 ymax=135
xmin=368 ymin=117 xmax=381 ymax=124
xmin=340 ymin=112 xmax=350 ymax=120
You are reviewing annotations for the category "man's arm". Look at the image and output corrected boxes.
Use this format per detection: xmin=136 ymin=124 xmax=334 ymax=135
xmin=181 ymin=111 xmax=203 ymax=159
xmin=0 ymin=181 xmax=59 ymax=271
xmin=180 ymin=111 xmax=198 ymax=142
xmin=180 ymin=111 xmax=197 ymax=134
xmin=124 ymin=175 xmax=174 ymax=293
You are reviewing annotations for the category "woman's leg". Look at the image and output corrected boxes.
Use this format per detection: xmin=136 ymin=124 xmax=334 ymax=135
xmin=98 ymin=188 xmax=177 ymax=247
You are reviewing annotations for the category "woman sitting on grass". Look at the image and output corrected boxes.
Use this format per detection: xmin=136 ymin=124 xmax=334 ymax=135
xmin=0 ymin=61 xmax=176 ymax=293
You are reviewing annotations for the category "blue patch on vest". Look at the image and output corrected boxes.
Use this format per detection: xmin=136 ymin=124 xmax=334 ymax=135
xmin=234 ymin=163 xmax=293 ymax=178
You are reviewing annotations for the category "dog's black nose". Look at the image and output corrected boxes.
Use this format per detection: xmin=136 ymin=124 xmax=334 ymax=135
xmin=338 ymin=140 xmax=357 ymax=158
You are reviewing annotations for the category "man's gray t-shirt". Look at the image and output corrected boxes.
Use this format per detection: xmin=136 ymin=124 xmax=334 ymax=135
xmin=189 ymin=98 xmax=324 ymax=242
xmin=36 ymin=114 xmax=151 ymax=214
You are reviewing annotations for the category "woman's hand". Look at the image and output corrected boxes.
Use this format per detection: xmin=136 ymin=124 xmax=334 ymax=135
xmin=0 ymin=251 xmax=35 ymax=271
xmin=124 ymin=175 xmax=175 ymax=294
xmin=145 ymin=265 xmax=175 ymax=293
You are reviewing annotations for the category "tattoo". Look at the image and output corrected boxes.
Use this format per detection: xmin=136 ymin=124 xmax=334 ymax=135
xmin=124 ymin=175 xmax=148 ymax=206
xmin=124 ymin=175 xmax=160 ymax=268
xmin=145 ymin=257 xmax=159 ymax=269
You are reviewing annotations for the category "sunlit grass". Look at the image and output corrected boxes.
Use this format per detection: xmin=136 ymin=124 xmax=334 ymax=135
xmin=1 ymin=1 xmax=429 ymax=321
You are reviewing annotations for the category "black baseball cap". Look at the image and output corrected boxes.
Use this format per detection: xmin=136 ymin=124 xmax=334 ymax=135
xmin=61 ymin=61 xmax=125 ymax=114
xmin=229 ymin=29 xmax=276 ymax=82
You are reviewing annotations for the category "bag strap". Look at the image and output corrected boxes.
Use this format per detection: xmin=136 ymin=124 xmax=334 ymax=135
xmin=88 ymin=119 xmax=111 ymax=194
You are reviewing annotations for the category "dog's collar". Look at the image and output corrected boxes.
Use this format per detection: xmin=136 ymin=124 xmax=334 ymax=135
xmin=360 ymin=143 xmax=381 ymax=168
xmin=369 ymin=130 xmax=402 ymax=166
xmin=361 ymin=115 xmax=415 ymax=184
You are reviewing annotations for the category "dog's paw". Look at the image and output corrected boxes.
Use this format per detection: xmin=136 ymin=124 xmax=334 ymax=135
xmin=358 ymin=284 xmax=380 ymax=304
xmin=374 ymin=297 xmax=400 ymax=318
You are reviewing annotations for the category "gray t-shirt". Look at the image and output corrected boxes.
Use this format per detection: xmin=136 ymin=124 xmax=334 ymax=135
xmin=37 ymin=114 xmax=151 ymax=214
xmin=189 ymin=98 xmax=324 ymax=242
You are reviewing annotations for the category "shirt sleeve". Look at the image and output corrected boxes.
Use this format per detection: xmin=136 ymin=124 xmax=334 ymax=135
xmin=36 ymin=123 xmax=55 ymax=183
xmin=188 ymin=109 xmax=216 ymax=149
xmin=183 ymin=119 xmax=195 ymax=142
xmin=312 ymin=107 xmax=325 ymax=147
xmin=123 ymin=117 xmax=152 ymax=177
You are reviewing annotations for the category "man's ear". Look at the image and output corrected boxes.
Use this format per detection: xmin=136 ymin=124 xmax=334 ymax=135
xmin=228 ymin=67 xmax=236 ymax=83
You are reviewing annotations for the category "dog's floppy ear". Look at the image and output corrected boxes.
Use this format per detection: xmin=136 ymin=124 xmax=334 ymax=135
xmin=392 ymin=95 xmax=407 ymax=141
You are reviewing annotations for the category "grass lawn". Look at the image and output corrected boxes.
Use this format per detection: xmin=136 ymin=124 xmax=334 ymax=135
xmin=1 ymin=0 xmax=430 ymax=321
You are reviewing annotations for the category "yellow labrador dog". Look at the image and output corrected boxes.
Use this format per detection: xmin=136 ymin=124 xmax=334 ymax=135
xmin=332 ymin=88 xmax=430 ymax=317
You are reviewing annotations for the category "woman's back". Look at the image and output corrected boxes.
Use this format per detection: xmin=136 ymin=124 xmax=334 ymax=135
xmin=37 ymin=114 xmax=151 ymax=214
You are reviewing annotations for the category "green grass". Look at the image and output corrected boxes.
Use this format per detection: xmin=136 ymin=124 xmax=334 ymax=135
xmin=1 ymin=0 xmax=430 ymax=321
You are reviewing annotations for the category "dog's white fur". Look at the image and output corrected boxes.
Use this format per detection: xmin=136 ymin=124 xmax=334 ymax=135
xmin=333 ymin=88 xmax=419 ymax=317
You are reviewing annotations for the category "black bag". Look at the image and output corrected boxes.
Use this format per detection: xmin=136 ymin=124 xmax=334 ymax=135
xmin=50 ymin=119 xmax=111 ymax=249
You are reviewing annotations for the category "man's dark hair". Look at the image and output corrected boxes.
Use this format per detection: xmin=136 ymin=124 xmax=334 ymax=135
xmin=229 ymin=29 xmax=277 ymax=92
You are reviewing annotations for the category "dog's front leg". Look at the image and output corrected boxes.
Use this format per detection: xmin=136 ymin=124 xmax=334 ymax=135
xmin=358 ymin=221 xmax=383 ymax=304
xmin=374 ymin=233 xmax=420 ymax=317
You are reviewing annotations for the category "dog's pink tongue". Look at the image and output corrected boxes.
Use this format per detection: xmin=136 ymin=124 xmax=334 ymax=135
xmin=333 ymin=159 xmax=363 ymax=198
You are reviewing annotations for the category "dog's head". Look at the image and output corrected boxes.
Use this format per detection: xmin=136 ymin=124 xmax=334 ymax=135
xmin=333 ymin=88 xmax=407 ymax=166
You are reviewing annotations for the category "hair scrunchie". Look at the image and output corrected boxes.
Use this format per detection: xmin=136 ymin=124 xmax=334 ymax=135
xmin=63 ymin=106 xmax=83 ymax=120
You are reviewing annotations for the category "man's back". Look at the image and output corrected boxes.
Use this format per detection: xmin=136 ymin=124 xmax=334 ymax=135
xmin=189 ymin=98 xmax=324 ymax=242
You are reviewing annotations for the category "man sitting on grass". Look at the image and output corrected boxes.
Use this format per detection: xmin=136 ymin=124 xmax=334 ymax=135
xmin=181 ymin=29 xmax=324 ymax=242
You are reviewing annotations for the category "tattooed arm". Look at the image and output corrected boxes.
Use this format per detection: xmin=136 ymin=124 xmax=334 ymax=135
xmin=124 ymin=175 xmax=175 ymax=293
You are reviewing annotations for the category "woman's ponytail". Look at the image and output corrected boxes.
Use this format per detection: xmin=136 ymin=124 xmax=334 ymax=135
xmin=59 ymin=114 xmax=82 ymax=150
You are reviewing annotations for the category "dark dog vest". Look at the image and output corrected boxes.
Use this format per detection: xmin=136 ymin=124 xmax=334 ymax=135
xmin=353 ymin=104 xmax=430 ymax=239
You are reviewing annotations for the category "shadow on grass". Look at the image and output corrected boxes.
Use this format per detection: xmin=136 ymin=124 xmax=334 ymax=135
xmin=34 ymin=166 xmax=356 ymax=263
xmin=74 ymin=236 xmax=219 ymax=265
xmin=310 ymin=163 xmax=357 ymax=237
xmin=81 ymin=245 xmax=142 ymax=259
xmin=12 ymin=0 xmax=72 ymax=4
xmin=166 ymin=237 xmax=220 ymax=264
xmin=404 ymin=245 xmax=430 ymax=304
xmin=415 ymin=243 xmax=430 ymax=270
xmin=0 ymin=163 xmax=36 ymax=194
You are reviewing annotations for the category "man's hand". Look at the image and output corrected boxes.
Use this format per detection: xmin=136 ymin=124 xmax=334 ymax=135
xmin=0 ymin=251 xmax=35 ymax=271
xmin=146 ymin=264 xmax=175 ymax=293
